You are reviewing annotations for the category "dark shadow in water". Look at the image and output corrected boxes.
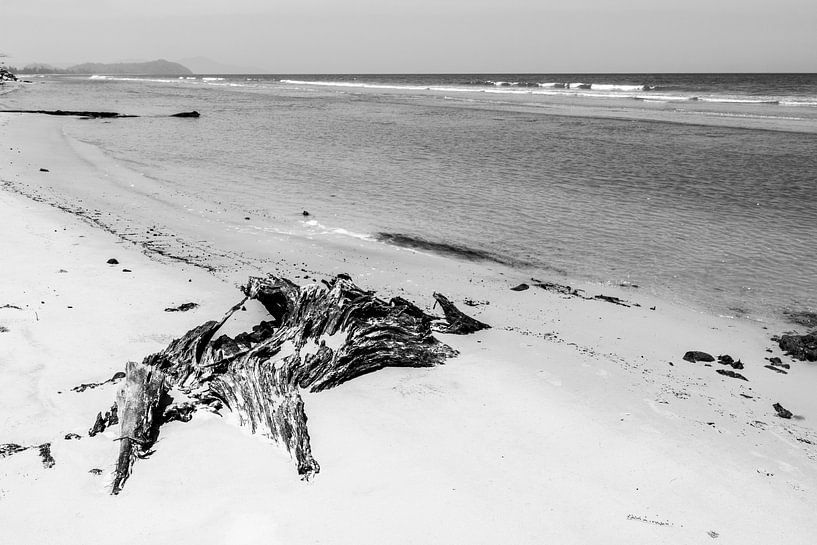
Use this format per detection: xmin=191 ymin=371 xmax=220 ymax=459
xmin=376 ymin=232 xmax=514 ymax=266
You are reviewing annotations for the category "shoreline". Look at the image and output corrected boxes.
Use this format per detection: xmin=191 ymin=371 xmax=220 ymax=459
xmin=2 ymin=112 xmax=817 ymax=543
xmin=0 ymin=111 xmax=809 ymax=330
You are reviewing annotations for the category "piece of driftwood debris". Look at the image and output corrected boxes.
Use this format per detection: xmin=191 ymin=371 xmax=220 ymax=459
xmin=773 ymin=403 xmax=793 ymax=419
xmin=432 ymin=292 xmax=491 ymax=334
xmin=531 ymin=280 xmax=582 ymax=297
xmin=72 ymin=371 xmax=126 ymax=393
xmin=99 ymin=275 xmax=476 ymax=494
xmin=164 ymin=302 xmax=199 ymax=312
xmin=764 ymin=365 xmax=787 ymax=374
xmin=163 ymin=402 xmax=196 ymax=423
xmin=1 ymin=109 xmax=201 ymax=119
xmin=775 ymin=330 xmax=817 ymax=362
xmin=38 ymin=444 xmax=55 ymax=468
xmin=684 ymin=351 xmax=715 ymax=363
xmin=716 ymin=369 xmax=748 ymax=381
xmin=88 ymin=404 xmax=119 ymax=437
xmin=0 ymin=442 xmax=56 ymax=468
xmin=111 ymin=361 xmax=168 ymax=495
xmin=529 ymin=277 xmax=636 ymax=307
xmin=593 ymin=294 xmax=631 ymax=307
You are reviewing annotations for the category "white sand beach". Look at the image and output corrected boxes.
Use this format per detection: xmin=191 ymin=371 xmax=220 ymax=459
xmin=2 ymin=112 xmax=817 ymax=544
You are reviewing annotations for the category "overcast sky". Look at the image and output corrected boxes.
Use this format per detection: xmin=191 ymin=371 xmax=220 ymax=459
xmin=2 ymin=0 xmax=816 ymax=72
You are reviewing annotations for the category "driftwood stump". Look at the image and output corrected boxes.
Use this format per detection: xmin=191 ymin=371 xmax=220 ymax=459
xmin=111 ymin=361 xmax=167 ymax=494
xmin=104 ymin=274 xmax=487 ymax=494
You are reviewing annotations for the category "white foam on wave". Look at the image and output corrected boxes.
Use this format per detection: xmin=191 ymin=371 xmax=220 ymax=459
xmin=591 ymin=83 xmax=647 ymax=92
xmin=202 ymin=77 xmax=225 ymax=81
xmin=699 ymin=96 xmax=780 ymax=105
xmin=300 ymin=218 xmax=373 ymax=241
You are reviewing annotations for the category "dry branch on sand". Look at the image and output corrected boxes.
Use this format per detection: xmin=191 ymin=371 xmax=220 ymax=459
xmin=102 ymin=274 xmax=486 ymax=494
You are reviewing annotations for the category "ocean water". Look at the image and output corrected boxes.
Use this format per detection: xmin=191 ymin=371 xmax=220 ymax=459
xmin=3 ymin=73 xmax=817 ymax=323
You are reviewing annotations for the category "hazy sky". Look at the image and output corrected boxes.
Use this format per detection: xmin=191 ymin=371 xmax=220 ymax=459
xmin=2 ymin=0 xmax=816 ymax=72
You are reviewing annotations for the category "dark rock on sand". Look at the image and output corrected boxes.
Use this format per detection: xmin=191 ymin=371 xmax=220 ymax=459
xmin=716 ymin=369 xmax=748 ymax=381
xmin=717 ymin=355 xmax=744 ymax=370
xmin=64 ymin=433 xmax=82 ymax=440
xmin=170 ymin=111 xmax=200 ymax=118
xmin=164 ymin=302 xmax=199 ymax=312
xmin=302 ymin=210 xmax=310 ymax=216
xmin=773 ymin=403 xmax=793 ymax=419
xmin=39 ymin=168 xmax=49 ymax=172
xmin=106 ymin=258 xmax=119 ymax=265
xmin=776 ymin=330 xmax=817 ymax=361
xmin=510 ymin=283 xmax=530 ymax=292
xmin=766 ymin=357 xmax=790 ymax=369
xmin=684 ymin=351 xmax=715 ymax=363
xmin=89 ymin=468 xmax=104 ymax=475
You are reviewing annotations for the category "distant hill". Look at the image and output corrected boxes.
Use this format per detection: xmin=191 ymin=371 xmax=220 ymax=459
xmin=178 ymin=56 xmax=266 ymax=75
xmin=68 ymin=59 xmax=192 ymax=75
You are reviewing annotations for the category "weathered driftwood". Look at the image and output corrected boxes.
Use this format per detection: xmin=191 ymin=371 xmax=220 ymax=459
xmin=103 ymin=275 xmax=485 ymax=494
xmin=88 ymin=404 xmax=119 ymax=436
xmin=0 ymin=442 xmax=55 ymax=468
xmin=111 ymin=361 xmax=168 ymax=495
xmin=432 ymin=292 xmax=491 ymax=334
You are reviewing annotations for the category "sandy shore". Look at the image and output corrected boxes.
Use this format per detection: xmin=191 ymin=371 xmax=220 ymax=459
xmin=2 ymin=112 xmax=817 ymax=544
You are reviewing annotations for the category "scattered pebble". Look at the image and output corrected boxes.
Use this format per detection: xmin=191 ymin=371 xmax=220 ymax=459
xmin=106 ymin=258 xmax=119 ymax=265
xmin=510 ymin=283 xmax=529 ymax=292
xmin=773 ymin=403 xmax=793 ymax=419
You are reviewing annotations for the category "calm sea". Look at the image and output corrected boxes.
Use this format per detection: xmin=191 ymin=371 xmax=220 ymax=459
xmin=3 ymin=73 xmax=817 ymax=323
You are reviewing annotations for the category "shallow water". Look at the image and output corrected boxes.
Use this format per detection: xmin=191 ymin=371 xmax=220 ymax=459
xmin=3 ymin=74 xmax=817 ymax=322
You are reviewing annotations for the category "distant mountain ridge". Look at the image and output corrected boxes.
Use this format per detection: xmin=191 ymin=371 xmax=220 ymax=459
xmin=67 ymin=59 xmax=192 ymax=75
